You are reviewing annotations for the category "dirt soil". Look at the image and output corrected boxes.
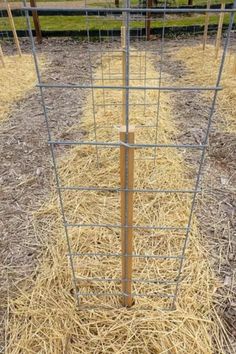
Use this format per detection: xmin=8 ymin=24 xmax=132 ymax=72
xmin=0 ymin=37 xmax=235 ymax=353
xmin=160 ymin=40 xmax=236 ymax=352
xmin=0 ymin=37 xmax=98 ymax=350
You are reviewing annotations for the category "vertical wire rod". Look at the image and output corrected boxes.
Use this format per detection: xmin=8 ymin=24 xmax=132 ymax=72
xmin=85 ymin=10 xmax=90 ymax=42
xmin=143 ymin=42 xmax=147 ymax=117
xmin=172 ymin=0 xmax=236 ymax=309
xmin=88 ymin=49 xmax=99 ymax=166
xmin=100 ymin=51 xmax=106 ymax=114
xmin=22 ymin=0 xmax=79 ymax=306
xmin=154 ymin=0 xmax=166 ymax=163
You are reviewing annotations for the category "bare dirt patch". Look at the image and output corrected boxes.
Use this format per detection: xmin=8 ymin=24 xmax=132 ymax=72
xmin=162 ymin=41 xmax=236 ymax=352
xmin=0 ymin=37 xmax=97 ymax=348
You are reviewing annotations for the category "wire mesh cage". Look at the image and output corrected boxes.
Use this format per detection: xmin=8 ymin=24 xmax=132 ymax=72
xmin=20 ymin=0 xmax=236 ymax=310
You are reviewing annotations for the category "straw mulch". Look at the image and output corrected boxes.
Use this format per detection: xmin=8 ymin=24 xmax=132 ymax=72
xmin=174 ymin=44 xmax=236 ymax=133
xmin=6 ymin=49 xmax=227 ymax=353
xmin=0 ymin=54 xmax=39 ymax=123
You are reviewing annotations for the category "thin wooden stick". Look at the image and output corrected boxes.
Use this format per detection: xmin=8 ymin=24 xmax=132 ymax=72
xmin=6 ymin=2 xmax=22 ymax=57
xmin=120 ymin=125 xmax=135 ymax=308
xmin=0 ymin=44 xmax=5 ymax=67
xmin=215 ymin=2 xmax=225 ymax=59
xmin=30 ymin=0 xmax=42 ymax=44
xmin=146 ymin=0 xmax=152 ymax=41
xmin=233 ymin=54 xmax=236 ymax=75
xmin=203 ymin=0 xmax=211 ymax=50
xmin=121 ymin=26 xmax=126 ymax=125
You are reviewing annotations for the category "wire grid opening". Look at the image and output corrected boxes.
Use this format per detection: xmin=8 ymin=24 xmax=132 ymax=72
xmin=22 ymin=0 xmax=236 ymax=310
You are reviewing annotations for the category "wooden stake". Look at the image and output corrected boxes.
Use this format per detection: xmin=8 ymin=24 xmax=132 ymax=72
xmin=146 ymin=0 xmax=152 ymax=41
xmin=6 ymin=2 xmax=22 ymax=57
xmin=121 ymin=26 xmax=126 ymax=125
xmin=0 ymin=44 xmax=5 ymax=67
xmin=30 ymin=0 xmax=42 ymax=44
xmin=203 ymin=0 xmax=211 ymax=50
xmin=215 ymin=2 xmax=225 ymax=59
xmin=120 ymin=125 xmax=135 ymax=308
xmin=233 ymin=54 xmax=236 ymax=75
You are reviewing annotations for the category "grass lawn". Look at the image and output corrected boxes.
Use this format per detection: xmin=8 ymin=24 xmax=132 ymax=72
xmin=0 ymin=13 xmax=230 ymax=31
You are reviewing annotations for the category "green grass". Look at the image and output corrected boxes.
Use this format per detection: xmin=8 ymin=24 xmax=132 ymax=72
xmin=175 ymin=0 xmax=232 ymax=5
xmin=89 ymin=0 xmax=141 ymax=7
xmin=9 ymin=0 xmax=80 ymax=2
xmin=0 ymin=13 xmax=230 ymax=31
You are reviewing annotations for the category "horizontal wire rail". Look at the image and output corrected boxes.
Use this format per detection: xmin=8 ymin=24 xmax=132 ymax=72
xmin=37 ymin=83 xmax=222 ymax=91
xmin=75 ymin=277 xmax=179 ymax=285
xmin=70 ymin=252 xmax=183 ymax=260
xmin=59 ymin=186 xmax=201 ymax=193
xmin=49 ymin=141 xmax=206 ymax=149
xmin=75 ymin=292 xmax=175 ymax=298
xmin=22 ymin=6 xmax=236 ymax=14
xmin=65 ymin=223 xmax=189 ymax=231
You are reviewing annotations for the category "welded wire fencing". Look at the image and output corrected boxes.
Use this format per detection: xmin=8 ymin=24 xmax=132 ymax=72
xmin=22 ymin=0 xmax=236 ymax=309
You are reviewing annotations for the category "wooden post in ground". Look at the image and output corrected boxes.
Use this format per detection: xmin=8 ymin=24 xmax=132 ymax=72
xmin=233 ymin=54 xmax=236 ymax=75
xmin=203 ymin=0 xmax=211 ymax=50
xmin=146 ymin=0 xmax=152 ymax=41
xmin=30 ymin=0 xmax=42 ymax=44
xmin=0 ymin=44 xmax=5 ymax=67
xmin=120 ymin=125 xmax=134 ymax=308
xmin=121 ymin=26 xmax=126 ymax=125
xmin=6 ymin=2 xmax=22 ymax=57
xmin=215 ymin=2 xmax=225 ymax=59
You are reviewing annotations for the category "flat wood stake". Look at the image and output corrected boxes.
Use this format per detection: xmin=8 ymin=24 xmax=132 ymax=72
xmin=0 ymin=44 xmax=5 ymax=67
xmin=233 ymin=54 xmax=236 ymax=75
xmin=6 ymin=2 xmax=22 ymax=57
xmin=203 ymin=0 xmax=211 ymax=50
xmin=120 ymin=125 xmax=135 ymax=308
xmin=146 ymin=0 xmax=152 ymax=41
xmin=215 ymin=2 xmax=225 ymax=59
xmin=30 ymin=0 xmax=42 ymax=44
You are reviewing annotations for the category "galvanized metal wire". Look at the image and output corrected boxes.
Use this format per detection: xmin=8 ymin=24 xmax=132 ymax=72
xmin=22 ymin=0 xmax=236 ymax=310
